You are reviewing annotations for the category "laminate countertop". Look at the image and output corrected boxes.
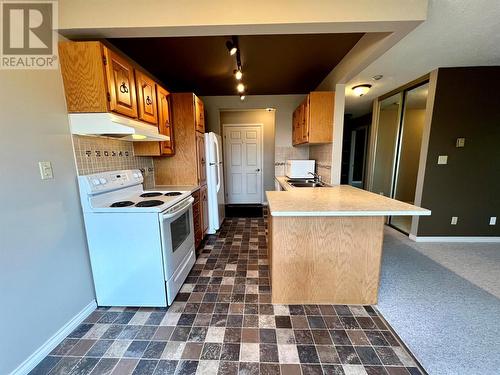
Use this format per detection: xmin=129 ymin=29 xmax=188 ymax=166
xmin=153 ymin=185 xmax=200 ymax=194
xmin=269 ymin=176 xmax=431 ymax=217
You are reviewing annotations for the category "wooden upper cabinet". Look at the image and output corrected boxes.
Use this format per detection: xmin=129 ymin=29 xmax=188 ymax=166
xmin=157 ymin=86 xmax=174 ymax=156
xmin=103 ymin=47 xmax=138 ymax=118
xmin=154 ymin=93 xmax=207 ymax=186
xmin=196 ymin=131 xmax=207 ymax=186
xmin=135 ymin=70 xmax=158 ymax=124
xmin=300 ymin=99 xmax=310 ymax=143
xmin=133 ymin=84 xmax=174 ymax=157
xmin=292 ymin=91 xmax=335 ymax=146
xmin=59 ymin=41 xmax=109 ymax=113
xmin=195 ymin=96 xmax=205 ymax=133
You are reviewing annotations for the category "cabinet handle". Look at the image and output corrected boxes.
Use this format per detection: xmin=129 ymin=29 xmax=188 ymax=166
xmin=119 ymin=82 xmax=129 ymax=93
xmin=146 ymin=96 xmax=152 ymax=105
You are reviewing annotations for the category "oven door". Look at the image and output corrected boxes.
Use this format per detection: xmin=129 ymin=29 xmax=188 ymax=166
xmin=160 ymin=197 xmax=195 ymax=279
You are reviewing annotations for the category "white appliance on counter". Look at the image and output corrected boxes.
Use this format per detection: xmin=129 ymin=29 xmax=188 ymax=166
xmin=285 ymin=159 xmax=316 ymax=178
xmin=78 ymin=169 xmax=195 ymax=307
xmin=205 ymin=132 xmax=225 ymax=234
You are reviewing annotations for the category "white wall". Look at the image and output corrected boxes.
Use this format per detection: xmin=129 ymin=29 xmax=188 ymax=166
xmin=202 ymin=95 xmax=309 ymax=191
xmin=202 ymin=95 xmax=304 ymax=147
xmin=0 ymin=69 xmax=95 ymax=373
xmin=58 ymin=0 xmax=428 ymax=37
xmin=220 ymin=110 xmax=276 ymax=195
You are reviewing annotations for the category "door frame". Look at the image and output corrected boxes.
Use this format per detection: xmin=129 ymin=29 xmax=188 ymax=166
xmin=348 ymin=125 xmax=368 ymax=188
xmin=222 ymin=123 xmax=265 ymax=204
xmin=366 ymin=75 xmax=435 ymax=237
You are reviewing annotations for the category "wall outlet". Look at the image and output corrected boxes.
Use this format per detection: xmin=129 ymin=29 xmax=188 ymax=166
xmin=38 ymin=161 xmax=54 ymax=180
xmin=451 ymin=216 xmax=458 ymax=225
xmin=456 ymin=137 xmax=465 ymax=147
xmin=490 ymin=217 xmax=497 ymax=225
xmin=438 ymin=155 xmax=448 ymax=165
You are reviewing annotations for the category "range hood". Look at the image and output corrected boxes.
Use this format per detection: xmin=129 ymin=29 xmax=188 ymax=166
xmin=68 ymin=113 xmax=169 ymax=141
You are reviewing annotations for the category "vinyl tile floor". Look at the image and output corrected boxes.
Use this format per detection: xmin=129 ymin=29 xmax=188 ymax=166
xmin=30 ymin=217 xmax=425 ymax=375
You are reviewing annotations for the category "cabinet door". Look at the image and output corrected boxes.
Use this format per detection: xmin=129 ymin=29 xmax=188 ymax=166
xmin=196 ymin=132 xmax=207 ymax=186
xmin=301 ymin=98 xmax=310 ymax=143
xmin=103 ymin=47 xmax=137 ymax=118
xmin=192 ymin=190 xmax=202 ymax=248
xmin=292 ymin=110 xmax=298 ymax=145
xmin=157 ymin=85 xmax=175 ymax=155
xmin=135 ymin=70 xmax=158 ymax=124
xmin=195 ymin=96 xmax=205 ymax=133
xmin=201 ymin=185 xmax=209 ymax=234
xmin=294 ymin=106 xmax=304 ymax=145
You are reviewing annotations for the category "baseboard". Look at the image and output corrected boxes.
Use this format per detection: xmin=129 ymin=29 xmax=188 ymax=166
xmin=409 ymin=235 xmax=500 ymax=243
xmin=11 ymin=300 xmax=97 ymax=375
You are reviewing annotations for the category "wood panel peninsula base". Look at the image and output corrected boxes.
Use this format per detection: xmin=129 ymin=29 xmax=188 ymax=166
xmin=266 ymin=184 xmax=431 ymax=305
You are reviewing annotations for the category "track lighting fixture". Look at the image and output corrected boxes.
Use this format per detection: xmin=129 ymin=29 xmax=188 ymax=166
xmin=225 ymin=36 xmax=247 ymax=96
xmin=226 ymin=37 xmax=238 ymax=56
xmin=234 ymin=69 xmax=243 ymax=80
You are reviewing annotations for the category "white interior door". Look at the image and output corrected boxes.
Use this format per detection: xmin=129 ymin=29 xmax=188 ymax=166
xmin=223 ymin=125 xmax=263 ymax=204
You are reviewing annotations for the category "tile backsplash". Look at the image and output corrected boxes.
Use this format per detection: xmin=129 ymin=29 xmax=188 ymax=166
xmin=72 ymin=135 xmax=155 ymax=188
xmin=274 ymin=146 xmax=310 ymax=176
xmin=309 ymin=143 xmax=332 ymax=183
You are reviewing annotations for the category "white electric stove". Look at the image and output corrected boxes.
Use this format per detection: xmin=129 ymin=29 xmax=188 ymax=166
xmin=78 ymin=169 xmax=196 ymax=307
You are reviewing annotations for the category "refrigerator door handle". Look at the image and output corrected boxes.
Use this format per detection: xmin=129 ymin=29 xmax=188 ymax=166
xmin=213 ymin=134 xmax=222 ymax=193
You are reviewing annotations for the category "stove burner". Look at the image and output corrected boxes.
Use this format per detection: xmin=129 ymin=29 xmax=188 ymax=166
xmin=110 ymin=201 xmax=135 ymax=207
xmin=140 ymin=192 xmax=163 ymax=198
xmin=165 ymin=192 xmax=182 ymax=196
xmin=136 ymin=200 xmax=164 ymax=207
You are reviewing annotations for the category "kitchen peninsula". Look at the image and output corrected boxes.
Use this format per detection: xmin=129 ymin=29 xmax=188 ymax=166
xmin=266 ymin=179 xmax=431 ymax=305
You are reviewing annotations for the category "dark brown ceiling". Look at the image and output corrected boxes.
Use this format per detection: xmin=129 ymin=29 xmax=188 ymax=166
xmin=108 ymin=33 xmax=363 ymax=96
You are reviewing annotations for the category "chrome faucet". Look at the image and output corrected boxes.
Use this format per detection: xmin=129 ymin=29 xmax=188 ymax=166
xmin=308 ymin=172 xmax=322 ymax=182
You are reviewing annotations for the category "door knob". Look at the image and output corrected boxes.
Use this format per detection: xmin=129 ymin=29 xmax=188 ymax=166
xmin=256 ymin=169 xmax=261 ymax=172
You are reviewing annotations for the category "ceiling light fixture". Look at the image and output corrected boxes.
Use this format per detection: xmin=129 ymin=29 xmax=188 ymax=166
xmin=352 ymin=84 xmax=372 ymax=97
xmin=226 ymin=37 xmax=238 ymax=56
xmin=234 ymin=69 xmax=243 ymax=80
xmin=240 ymin=94 xmax=245 ymax=101
xmin=237 ymin=83 xmax=245 ymax=93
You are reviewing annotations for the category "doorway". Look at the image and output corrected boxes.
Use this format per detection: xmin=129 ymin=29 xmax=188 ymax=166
xmin=370 ymin=81 xmax=429 ymax=234
xmin=223 ymin=124 xmax=264 ymax=204
xmin=348 ymin=125 xmax=368 ymax=188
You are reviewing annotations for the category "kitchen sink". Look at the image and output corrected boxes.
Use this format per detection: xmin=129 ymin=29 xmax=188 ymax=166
xmin=286 ymin=179 xmax=317 ymax=184
xmin=289 ymin=181 xmax=327 ymax=188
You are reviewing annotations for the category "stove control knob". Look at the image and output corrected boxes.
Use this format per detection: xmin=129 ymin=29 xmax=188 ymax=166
xmin=99 ymin=178 xmax=107 ymax=185
xmin=92 ymin=179 xmax=100 ymax=186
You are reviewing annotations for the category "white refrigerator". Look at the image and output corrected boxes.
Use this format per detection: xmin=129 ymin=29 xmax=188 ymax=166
xmin=205 ymin=132 xmax=225 ymax=233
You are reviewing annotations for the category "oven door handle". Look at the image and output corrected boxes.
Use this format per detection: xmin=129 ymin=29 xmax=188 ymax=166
xmin=161 ymin=197 xmax=194 ymax=220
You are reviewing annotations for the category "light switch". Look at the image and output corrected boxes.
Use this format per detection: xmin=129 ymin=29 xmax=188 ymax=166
xmin=490 ymin=217 xmax=497 ymax=226
xmin=451 ymin=216 xmax=458 ymax=225
xmin=438 ymin=155 xmax=448 ymax=165
xmin=38 ymin=161 xmax=54 ymax=180
xmin=456 ymin=138 xmax=465 ymax=147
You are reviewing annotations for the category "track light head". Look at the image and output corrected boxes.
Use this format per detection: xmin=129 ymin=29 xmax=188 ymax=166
xmin=226 ymin=40 xmax=237 ymax=56
xmin=234 ymin=69 xmax=243 ymax=80
xmin=240 ymin=94 xmax=245 ymax=101
xmin=237 ymin=83 xmax=245 ymax=93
